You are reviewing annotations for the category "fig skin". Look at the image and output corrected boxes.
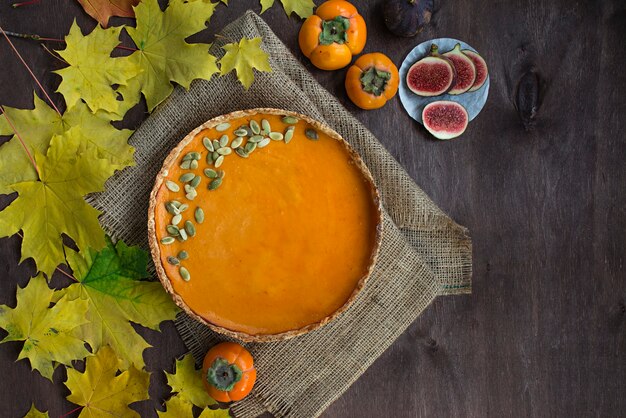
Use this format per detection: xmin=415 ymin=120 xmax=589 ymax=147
xmin=383 ymin=0 xmax=434 ymax=37
xmin=422 ymin=100 xmax=469 ymax=140
xmin=462 ymin=49 xmax=489 ymax=92
xmin=406 ymin=44 xmax=456 ymax=97
xmin=443 ymin=43 xmax=476 ymax=95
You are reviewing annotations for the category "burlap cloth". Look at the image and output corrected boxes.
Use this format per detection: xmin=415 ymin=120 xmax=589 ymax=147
xmin=89 ymin=11 xmax=472 ymax=418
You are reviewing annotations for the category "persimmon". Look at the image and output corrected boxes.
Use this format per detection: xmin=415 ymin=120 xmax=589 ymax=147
xmin=298 ymin=0 xmax=367 ymax=70
xmin=345 ymin=53 xmax=399 ymax=110
xmin=202 ymin=342 xmax=256 ymax=402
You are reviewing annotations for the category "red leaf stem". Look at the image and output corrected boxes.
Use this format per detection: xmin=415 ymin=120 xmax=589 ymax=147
xmin=0 ymin=105 xmax=40 ymax=176
xmin=0 ymin=25 xmax=63 ymax=116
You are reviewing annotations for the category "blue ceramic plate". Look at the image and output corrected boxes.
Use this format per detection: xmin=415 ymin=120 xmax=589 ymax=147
xmin=398 ymin=37 xmax=490 ymax=124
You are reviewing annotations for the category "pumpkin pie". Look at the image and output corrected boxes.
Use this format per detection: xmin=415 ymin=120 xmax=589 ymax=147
xmin=148 ymin=109 xmax=382 ymax=342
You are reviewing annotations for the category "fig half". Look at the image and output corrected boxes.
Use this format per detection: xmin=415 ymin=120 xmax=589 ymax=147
xmin=406 ymin=44 xmax=456 ymax=97
xmin=443 ymin=43 xmax=476 ymax=95
xmin=422 ymin=101 xmax=468 ymax=140
xmin=462 ymin=49 xmax=488 ymax=92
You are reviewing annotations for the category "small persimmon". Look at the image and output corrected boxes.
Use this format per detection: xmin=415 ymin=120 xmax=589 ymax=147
xmin=345 ymin=53 xmax=399 ymax=110
xmin=298 ymin=0 xmax=367 ymax=70
xmin=202 ymin=342 xmax=256 ymax=402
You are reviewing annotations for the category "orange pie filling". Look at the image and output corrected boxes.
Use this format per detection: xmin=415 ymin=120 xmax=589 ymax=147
xmin=152 ymin=112 xmax=380 ymax=336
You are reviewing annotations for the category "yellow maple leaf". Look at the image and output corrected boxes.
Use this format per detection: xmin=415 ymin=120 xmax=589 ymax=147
xmin=23 ymin=404 xmax=49 ymax=418
xmin=219 ymin=37 xmax=271 ymax=89
xmin=0 ymin=275 xmax=90 ymax=380
xmin=65 ymin=345 xmax=150 ymax=418
xmin=259 ymin=0 xmax=314 ymax=18
xmin=166 ymin=353 xmax=215 ymax=408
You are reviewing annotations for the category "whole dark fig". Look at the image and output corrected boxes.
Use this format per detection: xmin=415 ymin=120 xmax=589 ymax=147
xmin=383 ymin=0 xmax=434 ymax=37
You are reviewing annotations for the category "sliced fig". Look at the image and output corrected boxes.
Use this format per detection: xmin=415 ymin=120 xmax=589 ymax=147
xmin=462 ymin=49 xmax=488 ymax=92
xmin=407 ymin=44 xmax=456 ymax=97
xmin=422 ymin=101 xmax=468 ymax=140
xmin=383 ymin=0 xmax=434 ymax=38
xmin=443 ymin=43 xmax=476 ymax=95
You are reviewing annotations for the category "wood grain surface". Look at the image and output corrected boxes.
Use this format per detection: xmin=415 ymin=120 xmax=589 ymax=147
xmin=1 ymin=1 xmax=625 ymax=417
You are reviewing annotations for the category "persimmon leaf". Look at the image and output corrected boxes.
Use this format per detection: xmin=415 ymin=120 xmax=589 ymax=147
xmin=166 ymin=353 xmax=215 ymax=408
xmin=77 ymin=0 xmax=141 ymax=28
xmin=60 ymin=237 xmax=179 ymax=370
xmin=0 ymin=94 xmax=134 ymax=194
xmin=126 ymin=0 xmax=219 ymax=111
xmin=55 ymin=22 xmax=141 ymax=115
xmin=23 ymin=404 xmax=49 ymax=418
xmin=219 ymin=37 xmax=271 ymax=89
xmin=0 ymin=275 xmax=90 ymax=380
xmin=0 ymin=128 xmax=114 ymax=277
xmin=65 ymin=345 xmax=150 ymax=418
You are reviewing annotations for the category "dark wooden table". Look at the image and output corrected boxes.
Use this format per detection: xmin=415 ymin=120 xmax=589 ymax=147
xmin=1 ymin=1 xmax=625 ymax=417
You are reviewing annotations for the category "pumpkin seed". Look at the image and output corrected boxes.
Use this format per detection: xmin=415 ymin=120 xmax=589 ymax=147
xmin=214 ymin=155 xmax=224 ymax=168
xmin=217 ymin=147 xmax=232 ymax=156
xmin=250 ymin=120 xmax=260 ymax=134
xmin=165 ymin=202 xmax=180 ymax=215
xmin=261 ymin=119 xmax=271 ymax=134
xmin=203 ymin=137 xmax=214 ymax=151
xmin=235 ymin=148 xmax=249 ymax=158
xmin=179 ymin=203 xmax=189 ymax=212
xmin=179 ymin=173 xmax=195 ymax=182
xmin=182 ymin=153 xmax=193 ymax=162
xmin=166 ymin=225 xmax=180 ymax=236
xmin=179 ymin=228 xmax=188 ymax=241
xmin=305 ymin=128 xmax=319 ymax=140
xmin=284 ymin=126 xmax=295 ymax=144
xmin=269 ymin=132 xmax=283 ymax=141
xmin=179 ymin=266 xmax=190 ymax=281
xmin=206 ymin=153 xmax=214 ymax=164
xmin=165 ymin=180 xmax=180 ymax=192
xmin=240 ymin=125 xmax=253 ymax=136
xmin=231 ymin=137 xmax=244 ymax=149
xmin=184 ymin=220 xmax=196 ymax=237
xmin=208 ymin=177 xmax=222 ymax=190
xmin=190 ymin=152 xmax=201 ymax=160
xmin=195 ymin=207 xmax=204 ymax=223
xmin=167 ymin=256 xmax=180 ymax=265
xmin=171 ymin=200 xmax=182 ymax=208
xmin=249 ymin=135 xmax=263 ymax=143
xmin=180 ymin=160 xmax=192 ymax=169
xmin=190 ymin=175 xmax=201 ymax=188
xmin=212 ymin=139 xmax=220 ymax=150
xmin=190 ymin=160 xmax=199 ymax=169
xmin=185 ymin=192 xmax=196 ymax=201
xmin=160 ymin=236 xmax=175 ymax=245
xmin=215 ymin=122 xmax=231 ymax=132
xmin=211 ymin=151 xmax=219 ymax=162
xmin=204 ymin=168 xmax=218 ymax=178
xmin=178 ymin=250 xmax=189 ymax=260
xmin=282 ymin=116 xmax=298 ymax=124
xmin=184 ymin=184 xmax=195 ymax=193
xmin=219 ymin=135 xmax=229 ymax=147
xmin=234 ymin=128 xmax=248 ymax=137
xmin=171 ymin=214 xmax=182 ymax=225
xmin=217 ymin=170 xmax=225 ymax=178
xmin=244 ymin=142 xmax=257 ymax=153
xmin=257 ymin=137 xmax=270 ymax=148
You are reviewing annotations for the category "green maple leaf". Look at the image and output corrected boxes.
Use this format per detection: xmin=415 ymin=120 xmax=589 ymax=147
xmin=60 ymin=237 xmax=179 ymax=370
xmin=0 ymin=128 xmax=114 ymax=277
xmin=55 ymin=21 xmax=141 ymax=115
xmin=23 ymin=404 xmax=49 ymax=418
xmin=219 ymin=37 xmax=271 ymax=89
xmin=166 ymin=353 xmax=216 ymax=408
xmin=259 ymin=0 xmax=314 ymax=18
xmin=0 ymin=275 xmax=90 ymax=380
xmin=0 ymin=94 xmax=134 ymax=195
xmin=126 ymin=0 xmax=219 ymax=111
xmin=65 ymin=345 xmax=150 ymax=418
